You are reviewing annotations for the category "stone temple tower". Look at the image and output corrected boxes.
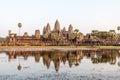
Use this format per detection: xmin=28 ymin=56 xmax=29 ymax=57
xmin=35 ymin=30 xmax=40 ymax=39
xmin=46 ymin=23 xmax=51 ymax=34
xmin=63 ymin=27 xmax=66 ymax=32
xmin=68 ymin=24 xmax=73 ymax=32
xmin=43 ymin=26 xmax=46 ymax=34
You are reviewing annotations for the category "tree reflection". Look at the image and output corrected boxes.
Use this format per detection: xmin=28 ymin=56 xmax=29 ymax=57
xmin=18 ymin=53 xmax=22 ymax=71
xmin=91 ymin=49 xmax=117 ymax=64
xmin=4 ymin=49 xmax=120 ymax=72
xmin=17 ymin=64 xmax=21 ymax=71
xmin=118 ymin=62 xmax=120 ymax=66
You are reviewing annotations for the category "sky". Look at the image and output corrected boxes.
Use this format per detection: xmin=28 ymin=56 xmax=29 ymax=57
xmin=0 ymin=0 xmax=120 ymax=37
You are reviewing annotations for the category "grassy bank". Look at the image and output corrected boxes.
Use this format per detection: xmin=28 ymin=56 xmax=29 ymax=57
xmin=98 ymin=46 xmax=120 ymax=49
xmin=0 ymin=46 xmax=120 ymax=49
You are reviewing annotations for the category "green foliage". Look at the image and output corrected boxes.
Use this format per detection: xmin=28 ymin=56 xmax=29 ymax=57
xmin=50 ymin=33 xmax=59 ymax=40
xmin=98 ymin=31 xmax=108 ymax=38
xmin=18 ymin=23 xmax=22 ymax=28
xmin=117 ymin=26 xmax=120 ymax=31
xmin=43 ymin=33 xmax=49 ymax=39
xmin=91 ymin=30 xmax=117 ymax=40
xmin=69 ymin=33 xmax=75 ymax=39
xmin=91 ymin=30 xmax=99 ymax=36
xmin=0 ymin=37 xmax=6 ymax=42
xmin=73 ymin=29 xmax=80 ymax=37
xmin=74 ymin=29 xmax=79 ymax=35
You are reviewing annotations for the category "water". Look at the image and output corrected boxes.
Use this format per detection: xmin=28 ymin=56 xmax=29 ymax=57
xmin=0 ymin=49 xmax=120 ymax=80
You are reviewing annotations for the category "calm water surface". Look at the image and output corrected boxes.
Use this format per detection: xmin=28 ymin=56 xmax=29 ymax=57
xmin=0 ymin=49 xmax=120 ymax=80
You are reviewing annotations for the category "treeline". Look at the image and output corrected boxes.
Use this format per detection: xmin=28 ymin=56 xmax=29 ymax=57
xmin=0 ymin=37 xmax=6 ymax=42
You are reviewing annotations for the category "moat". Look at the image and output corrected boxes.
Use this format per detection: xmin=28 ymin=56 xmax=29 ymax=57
xmin=0 ymin=49 xmax=120 ymax=80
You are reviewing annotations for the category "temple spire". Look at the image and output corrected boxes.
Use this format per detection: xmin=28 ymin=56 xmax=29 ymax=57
xmin=54 ymin=19 xmax=60 ymax=32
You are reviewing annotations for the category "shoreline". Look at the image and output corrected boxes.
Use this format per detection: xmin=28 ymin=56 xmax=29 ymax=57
xmin=0 ymin=46 xmax=120 ymax=51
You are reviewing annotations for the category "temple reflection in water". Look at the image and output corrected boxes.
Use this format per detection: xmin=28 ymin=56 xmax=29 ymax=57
xmin=2 ymin=49 xmax=120 ymax=72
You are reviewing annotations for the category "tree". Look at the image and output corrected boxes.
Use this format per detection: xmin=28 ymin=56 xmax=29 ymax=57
xmin=43 ymin=33 xmax=49 ymax=40
xmin=18 ymin=23 xmax=22 ymax=36
xmin=91 ymin=30 xmax=99 ymax=36
xmin=73 ymin=29 xmax=81 ymax=47
xmin=109 ymin=30 xmax=116 ymax=34
xmin=69 ymin=33 xmax=75 ymax=40
xmin=98 ymin=31 xmax=108 ymax=39
xmin=73 ymin=29 xmax=80 ymax=42
xmin=50 ymin=33 xmax=60 ymax=45
xmin=74 ymin=29 xmax=79 ymax=35
xmin=50 ymin=33 xmax=59 ymax=40
xmin=117 ymin=26 xmax=120 ymax=33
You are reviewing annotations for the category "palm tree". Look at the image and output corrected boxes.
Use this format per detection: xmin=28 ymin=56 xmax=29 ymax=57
xmin=73 ymin=29 xmax=81 ymax=42
xmin=73 ymin=29 xmax=80 ymax=47
xmin=18 ymin=23 xmax=22 ymax=36
xmin=117 ymin=26 xmax=120 ymax=33
xmin=74 ymin=29 xmax=79 ymax=35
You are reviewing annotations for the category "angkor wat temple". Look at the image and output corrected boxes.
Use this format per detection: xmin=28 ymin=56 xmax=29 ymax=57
xmin=5 ymin=20 xmax=120 ymax=46
xmin=8 ymin=20 xmax=83 ymax=46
